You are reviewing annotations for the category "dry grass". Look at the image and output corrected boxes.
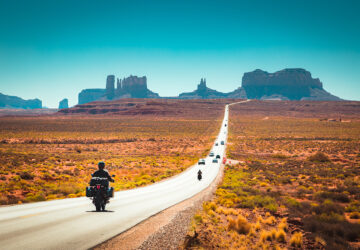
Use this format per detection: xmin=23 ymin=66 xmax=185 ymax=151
xmin=290 ymin=232 xmax=303 ymax=247
xmin=184 ymin=101 xmax=360 ymax=249
xmin=0 ymin=100 xmax=226 ymax=205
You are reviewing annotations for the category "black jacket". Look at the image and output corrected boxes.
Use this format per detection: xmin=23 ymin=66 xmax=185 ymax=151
xmin=92 ymin=169 xmax=114 ymax=182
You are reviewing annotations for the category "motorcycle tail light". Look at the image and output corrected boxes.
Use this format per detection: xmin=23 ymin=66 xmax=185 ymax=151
xmin=96 ymin=185 xmax=100 ymax=189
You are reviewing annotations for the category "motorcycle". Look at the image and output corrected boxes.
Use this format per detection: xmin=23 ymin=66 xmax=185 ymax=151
xmin=86 ymin=175 xmax=115 ymax=212
xmin=197 ymin=170 xmax=202 ymax=181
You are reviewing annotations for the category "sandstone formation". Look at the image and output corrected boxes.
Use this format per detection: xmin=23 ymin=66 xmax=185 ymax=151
xmin=58 ymin=98 xmax=69 ymax=109
xmin=106 ymin=75 xmax=115 ymax=100
xmin=242 ymin=68 xmax=340 ymax=101
xmin=78 ymin=75 xmax=159 ymax=104
xmin=178 ymin=69 xmax=341 ymax=101
xmin=179 ymin=78 xmax=227 ymax=99
xmin=78 ymin=89 xmax=106 ymax=105
xmin=225 ymin=87 xmax=247 ymax=99
xmin=116 ymin=76 xmax=159 ymax=98
xmin=0 ymin=93 xmax=42 ymax=109
xmin=78 ymin=68 xmax=341 ymax=104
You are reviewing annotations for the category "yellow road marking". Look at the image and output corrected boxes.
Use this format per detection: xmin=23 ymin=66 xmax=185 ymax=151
xmin=20 ymin=213 xmax=41 ymax=219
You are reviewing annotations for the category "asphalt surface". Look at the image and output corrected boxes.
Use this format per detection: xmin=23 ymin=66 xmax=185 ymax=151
xmin=0 ymin=101 xmax=247 ymax=250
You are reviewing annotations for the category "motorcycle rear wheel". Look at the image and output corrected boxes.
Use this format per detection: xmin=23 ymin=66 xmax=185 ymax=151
xmin=94 ymin=193 xmax=102 ymax=212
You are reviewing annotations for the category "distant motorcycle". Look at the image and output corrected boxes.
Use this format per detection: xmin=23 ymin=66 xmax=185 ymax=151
xmin=197 ymin=170 xmax=202 ymax=181
xmin=86 ymin=175 xmax=115 ymax=211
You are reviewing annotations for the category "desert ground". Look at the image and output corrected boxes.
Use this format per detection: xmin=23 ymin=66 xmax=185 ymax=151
xmin=184 ymin=100 xmax=360 ymax=249
xmin=0 ymin=99 xmax=231 ymax=205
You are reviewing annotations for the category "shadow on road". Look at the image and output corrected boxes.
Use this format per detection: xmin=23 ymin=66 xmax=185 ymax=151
xmin=86 ymin=210 xmax=115 ymax=213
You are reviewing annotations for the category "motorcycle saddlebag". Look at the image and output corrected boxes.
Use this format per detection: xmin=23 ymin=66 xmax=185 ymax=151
xmin=107 ymin=187 xmax=114 ymax=198
xmin=86 ymin=186 xmax=94 ymax=197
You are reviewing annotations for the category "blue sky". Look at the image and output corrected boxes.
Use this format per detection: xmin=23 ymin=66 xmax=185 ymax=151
xmin=0 ymin=0 xmax=359 ymax=107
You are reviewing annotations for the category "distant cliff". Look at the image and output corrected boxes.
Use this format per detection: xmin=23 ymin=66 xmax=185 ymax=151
xmin=78 ymin=75 xmax=159 ymax=104
xmin=242 ymin=68 xmax=340 ymax=101
xmin=78 ymin=68 xmax=341 ymax=104
xmin=178 ymin=69 xmax=341 ymax=101
xmin=0 ymin=93 xmax=42 ymax=109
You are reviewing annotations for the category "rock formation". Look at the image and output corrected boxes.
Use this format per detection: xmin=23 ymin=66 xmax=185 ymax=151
xmin=0 ymin=93 xmax=42 ymax=109
xmin=78 ymin=89 xmax=106 ymax=105
xmin=242 ymin=68 xmax=340 ymax=100
xmin=226 ymin=87 xmax=247 ymax=99
xmin=178 ymin=69 xmax=341 ymax=101
xmin=179 ymin=78 xmax=227 ymax=99
xmin=78 ymin=75 xmax=159 ymax=104
xmin=116 ymin=76 xmax=158 ymax=98
xmin=78 ymin=68 xmax=342 ymax=104
xmin=58 ymin=98 xmax=69 ymax=109
xmin=106 ymin=75 xmax=115 ymax=100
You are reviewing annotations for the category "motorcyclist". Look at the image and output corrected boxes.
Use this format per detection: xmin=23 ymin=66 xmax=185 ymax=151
xmin=92 ymin=161 xmax=114 ymax=188
xmin=197 ymin=169 xmax=202 ymax=180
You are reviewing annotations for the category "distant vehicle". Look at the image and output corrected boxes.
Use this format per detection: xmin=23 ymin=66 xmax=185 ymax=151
xmin=198 ymin=159 xmax=205 ymax=165
xmin=216 ymin=155 xmax=221 ymax=159
xmin=209 ymin=152 xmax=215 ymax=157
xmin=225 ymin=124 xmax=227 ymax=127
xmin=215 ymin=142 xmax=218 ymax=146
xmin=212 ymin=159 xmax=218 ymax=163
xmin=198 ymin=170 xmax=202 ymax=181
xmin=221 ymin=141 xmax=225 ymax=145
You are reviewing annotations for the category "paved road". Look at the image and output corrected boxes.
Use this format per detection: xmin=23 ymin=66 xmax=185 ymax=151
xmin=0 ymin=101 xmax=248 ymax=250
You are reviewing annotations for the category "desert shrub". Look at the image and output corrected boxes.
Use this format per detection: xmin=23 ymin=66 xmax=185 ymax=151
xmin=345 ymin=201 xmax=360 ymax=212
xmin=25 ymin=193 xmax=46 ymax=202
xmin=315 ymin=191 xmax=350 ymax=203
xmin=260 ymin=230 xmax=273 ymax=242
xmin=283 ymin=196 xmax=301 ymax=208
xmin=308 ymin=152 xmax=330 ymax=162
xmin=237 ymin=195 xmax=278 ymax=212
xmin=227 ymin=215 xmax=251 ymax=234
xmin=19 ymin=171 xmax=34 ymax=180
xmin=264 ymin=216 xmax=276 ymax=225
xmin=279 ymin=176 xmax=292 ymax=184
xmin=276 ymin=229 xmax=286 ymax=242
xmin=290 ymin=232 xmax=303 ymax=247
xmin=349 ymin=212 xmax=360 ymax=219
xmin=254 ymin=220 xmax=261 ymax=231
xmin=304 ymin=214 xmax=360 ymax=246
xmin=247 ymin=226 xmax=256 ymax=237
xmin=203 ymin=201 xmax=217 ymax=212
xmin=278 ymin=218 xmax=288 ymax=232
xmin=194 ymin=214 xmax=203 ymax=224
xmin=312 ymin=199 xmax=344 ymax=215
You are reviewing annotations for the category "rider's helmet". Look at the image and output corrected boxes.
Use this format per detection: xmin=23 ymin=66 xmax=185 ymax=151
xmin=98 ymin=161 xmax=105 ymax=170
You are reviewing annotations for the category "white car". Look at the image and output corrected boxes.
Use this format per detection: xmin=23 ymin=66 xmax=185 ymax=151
xmin=198 ymin=159 xmax=205 ymax=165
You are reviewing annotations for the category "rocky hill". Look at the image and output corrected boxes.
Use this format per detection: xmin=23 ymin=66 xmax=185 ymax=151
xmin=0 ymin=93 xmax=42 ymax=109
xmin=78 ymin=75 xmax=159 ymax=104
